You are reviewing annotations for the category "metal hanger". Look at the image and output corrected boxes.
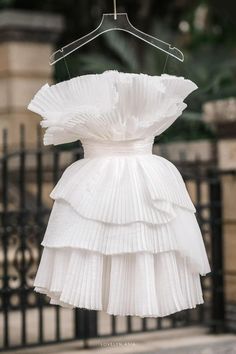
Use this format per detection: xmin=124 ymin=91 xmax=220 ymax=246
xmin=49 ymin=0 xmax=184 ymax=66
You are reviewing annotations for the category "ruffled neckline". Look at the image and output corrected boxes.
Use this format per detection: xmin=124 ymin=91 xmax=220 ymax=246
xmin=47 ymin=70 xmax=190 ymax=90
xmin=27 ymin=70 xmax=198 ymax=146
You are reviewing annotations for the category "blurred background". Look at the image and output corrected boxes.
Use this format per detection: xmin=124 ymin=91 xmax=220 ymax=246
xmin=0 ymin=0 xmax=236 ymax=353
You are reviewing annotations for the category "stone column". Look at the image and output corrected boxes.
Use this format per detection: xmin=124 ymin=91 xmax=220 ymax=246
xmin=203 ymin=97 xmax=236 ymax=304
xmin=0 ymin=9 xmax=64 ymax=150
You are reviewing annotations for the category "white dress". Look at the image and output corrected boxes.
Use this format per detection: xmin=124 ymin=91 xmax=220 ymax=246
xmin=27 ymin=70 xmax=211 ymax=318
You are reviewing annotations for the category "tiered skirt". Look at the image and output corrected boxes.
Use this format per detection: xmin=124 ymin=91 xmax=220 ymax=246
xmin=34 ymin=154 xmax=211 ymax=317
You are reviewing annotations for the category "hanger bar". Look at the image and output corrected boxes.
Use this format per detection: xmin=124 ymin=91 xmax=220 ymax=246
xmin=113 ymin=0 xmax=117 ymax=20
xmin=49 ymin=13 xmax=184 ymax=65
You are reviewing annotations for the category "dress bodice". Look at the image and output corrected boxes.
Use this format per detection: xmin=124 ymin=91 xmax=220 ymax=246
xmin=82 ymin=137 xmax=154 ymax=158
xmin=27 ymin=70 xmax=198 ymax=148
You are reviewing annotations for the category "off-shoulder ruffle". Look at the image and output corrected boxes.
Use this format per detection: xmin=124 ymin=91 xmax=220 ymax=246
xmin=27 ymin=70 xmax=198 ymax=145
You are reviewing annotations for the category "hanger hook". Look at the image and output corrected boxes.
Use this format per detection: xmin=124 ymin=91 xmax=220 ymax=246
xmin=113 ymin=0 xmax=117 ymax=20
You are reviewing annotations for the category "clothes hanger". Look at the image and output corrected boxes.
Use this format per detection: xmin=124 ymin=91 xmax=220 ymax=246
xmin=49 ymin=0 xmax=184 ymax=66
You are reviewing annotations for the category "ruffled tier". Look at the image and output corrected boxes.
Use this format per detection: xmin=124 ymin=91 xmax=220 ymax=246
xmin=33 ymin=151 xmax=211 ymax=317
xmin=42 ymin=199 xmax=210 ymax=276
xmin=49 ymin=154 xmax=196 ymax=225
xmin=34 ymin=247 xmax=204 ymax=318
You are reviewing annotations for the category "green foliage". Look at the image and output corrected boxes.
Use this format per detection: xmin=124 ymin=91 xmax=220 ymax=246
xmin=0 ymin=0 xmax=13 ymax=7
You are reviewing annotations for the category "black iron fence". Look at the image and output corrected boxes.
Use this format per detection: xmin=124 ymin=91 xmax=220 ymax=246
xmin=0 ymin=125 xmax=234 ymax=351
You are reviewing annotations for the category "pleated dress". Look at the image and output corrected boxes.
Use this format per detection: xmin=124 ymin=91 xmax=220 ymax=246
xmin=27 ymin=70 xmax=211 ymax=318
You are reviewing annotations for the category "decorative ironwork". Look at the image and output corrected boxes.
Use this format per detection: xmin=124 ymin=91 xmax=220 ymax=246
xmin=0 ymin=124 xmax=232 ymax=351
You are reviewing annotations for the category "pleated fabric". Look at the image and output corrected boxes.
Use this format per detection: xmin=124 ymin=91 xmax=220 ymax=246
xmin=41 ymin=199 xmax=210 ymax=276
xmin=27 ymin=70 xmax=198 ymax=145
xmin=49 ymin=154 xmax=196 ymax=225
xmin=28 ymin=70 xmax=211 ymax=317
xmin=34 ymin=248 xmax=204 ymax=317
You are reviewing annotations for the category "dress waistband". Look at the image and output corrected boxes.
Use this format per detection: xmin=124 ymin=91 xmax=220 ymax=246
xmin=82 ymin=138 xmax=154 ymax=158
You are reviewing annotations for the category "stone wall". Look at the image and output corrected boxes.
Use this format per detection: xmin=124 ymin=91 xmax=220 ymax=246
xmin=0 ymin=9 xmax=64 ymax=150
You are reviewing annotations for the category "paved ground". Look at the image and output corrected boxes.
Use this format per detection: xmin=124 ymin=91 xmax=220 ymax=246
xmin=5 ymin=326 xmax=236 ymax=354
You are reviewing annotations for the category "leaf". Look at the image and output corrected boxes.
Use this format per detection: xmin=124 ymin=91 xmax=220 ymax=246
xmin=77 ymin=53 xmax=126 ymax=74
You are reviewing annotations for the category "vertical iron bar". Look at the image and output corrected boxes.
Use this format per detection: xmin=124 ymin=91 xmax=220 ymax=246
xmin=127 ymin=316 xmax=132 ymax=333
xmin=53 ymin=149 xmax=61 ymax=341
xmin=74 ymin=309 xmax=81 ymax=339
xmin=36 ymin=124 xmax=44 ymax=343
xmin=156 ymin=317 xmax=162 ymax=329
xmin=2 ymin=129 xmax=9 ymax=349
xmin=195 ymin=165 xmax=204 ymax=324
xmin=36 ymin=124 xmax=42 ymax=210
xmin=171 ymin=314 xmax=177 ymax=328
xmin=141 ymin=318 xmax=147 ymax=332
xmin=74 ymin=309 xmax=89 ymax=347
xmin=111 ymin=316 xmax=116 ymax=336
xmin=19 ymin=124 xmax=27 ymax=346
xmin=83 ymin=310 xmax=90 ymax=349
xmin=208 ymin=168 xmax=225 ymax=333
xmin=74 ymin=309 xmax=97 ymax=343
